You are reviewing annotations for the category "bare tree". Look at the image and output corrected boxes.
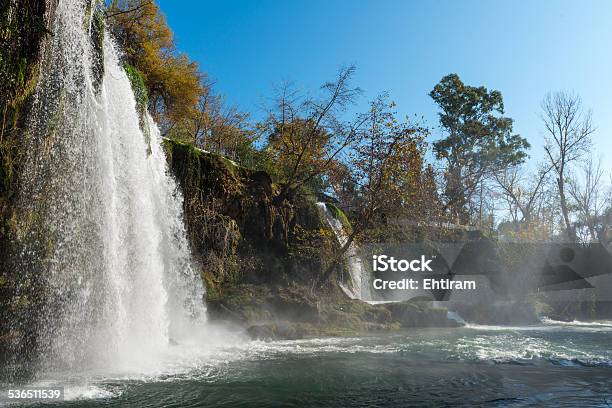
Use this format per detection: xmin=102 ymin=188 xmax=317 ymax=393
xmin=541 ymin=91 xmax=595 ymax=241
xmin=167 ymin=77 xmax=254 ymax=162
xmin=264 ymin=65 xmax=366 ymax=201
xmin=568 ymin=156 xmax=606 ymax=242
xmin=493 ymin=163 xmax=553 ymax=229
xmin=602 ymin=175 xmax=612 ymax=246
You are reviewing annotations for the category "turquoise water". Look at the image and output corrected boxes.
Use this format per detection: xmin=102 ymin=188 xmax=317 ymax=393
xmin=4 ymin=320 xmax=612 ymax=407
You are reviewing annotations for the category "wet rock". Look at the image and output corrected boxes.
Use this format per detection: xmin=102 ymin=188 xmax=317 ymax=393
xmin=384 ymin=301 xmax=461 ymax=328
xmin=247 ymin=322 xmax=316 ymax=340
xmin=451 ymin=301 xmax=540 ymax=325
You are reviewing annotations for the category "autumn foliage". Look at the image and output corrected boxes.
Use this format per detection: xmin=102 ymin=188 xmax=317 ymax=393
xmin=106 ymin=0 xmax=202 ymax=127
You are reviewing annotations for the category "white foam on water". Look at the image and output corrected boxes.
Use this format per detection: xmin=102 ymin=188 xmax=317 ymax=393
xmin=62 ymin=385 xmax=121 ymax=401
xmin=540 ymin=318 xmax=612 ymax=328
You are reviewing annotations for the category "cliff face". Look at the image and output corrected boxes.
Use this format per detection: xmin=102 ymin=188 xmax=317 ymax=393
xmin=1 ymin=0 xmax=60 ymax=199
xmin=0 ymin=0 xmax=108 ymax=376
xmin=162 ymin=139 xmax=339 ymax=295
xmin=0 ymin=0 xmax=60 ymax=370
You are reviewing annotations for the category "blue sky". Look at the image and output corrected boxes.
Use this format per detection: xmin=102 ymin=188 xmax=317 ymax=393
xmin=157 ymin=0 xmax=612 ymax=171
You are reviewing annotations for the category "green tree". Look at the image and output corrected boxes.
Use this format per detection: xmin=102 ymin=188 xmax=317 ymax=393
xmin=430 ymin=74 xmax=529 ymax=224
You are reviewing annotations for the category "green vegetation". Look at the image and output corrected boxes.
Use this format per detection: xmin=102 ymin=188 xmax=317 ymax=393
xmin=325 ymin=203 xmax=350 ymax=230
xmin=106 ymin=0 xmax=202 ymax=125
xmin=430 ymin=74 xmax=530 ymax=225
xmin=124 ymin=63 xmax=151 ymax=151
xmin=0 ymin=0 xmax=52 ymax=196
xmin=124 ymin=64 xmax=149 ymax=114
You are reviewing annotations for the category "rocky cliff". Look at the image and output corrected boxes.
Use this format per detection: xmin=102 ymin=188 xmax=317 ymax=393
xmin=0 ymin=0 xmax=60 ymax=370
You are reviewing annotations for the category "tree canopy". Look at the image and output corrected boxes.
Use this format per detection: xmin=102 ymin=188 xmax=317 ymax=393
xmin=106 ymin=0 xmax=203 ymax=128
xmin=430 ymin=73 xmax=530 ymax=222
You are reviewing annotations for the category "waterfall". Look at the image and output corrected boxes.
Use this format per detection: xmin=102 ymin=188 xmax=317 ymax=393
xmin=17 ymin=0 xmax=205 ymax=372
xmin=316 ymin=203 xmax=371 ymax=301
xmin=446 ymin=310 xmax=467 ymax=325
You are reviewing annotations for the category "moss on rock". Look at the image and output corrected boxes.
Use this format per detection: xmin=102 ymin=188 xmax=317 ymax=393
xmin=163 ymin=138 xmax=340 ymax=290
xmin=124 ymin=63 xmax=149 ymax=115
xmin=124 ymin=63 xmax=151 ymax=153
xmin=0 ymin=0 xmax=59 ymax=378
xmin=325 ymin=202 xmax=351 ymax=231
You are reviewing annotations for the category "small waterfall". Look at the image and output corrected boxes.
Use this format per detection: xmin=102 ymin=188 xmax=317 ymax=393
xmin=447 ymin=310 xmax=467 ymax=325
xmin=316 ymin=203 xmax=371 ymax=301
xmin=17 ymin=0 xmax=204 ymax=372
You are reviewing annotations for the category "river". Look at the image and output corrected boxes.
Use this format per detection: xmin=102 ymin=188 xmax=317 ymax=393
xmin=4 ymin=319 xmax=611 ymax=407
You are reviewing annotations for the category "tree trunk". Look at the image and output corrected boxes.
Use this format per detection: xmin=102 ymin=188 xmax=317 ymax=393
xmin=588 ymin=224 xmax=597 ymax=242
xmin=557 ymin=176 xmax=575 ymax=242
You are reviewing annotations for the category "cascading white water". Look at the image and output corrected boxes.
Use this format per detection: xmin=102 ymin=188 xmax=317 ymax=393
xmin=19 ymin=0 xmax=205 ymax=372
xmin=446 ymin=310 xmax=467 ymax=325
xmin=316 ymin=202 xmax=371 ymax=301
